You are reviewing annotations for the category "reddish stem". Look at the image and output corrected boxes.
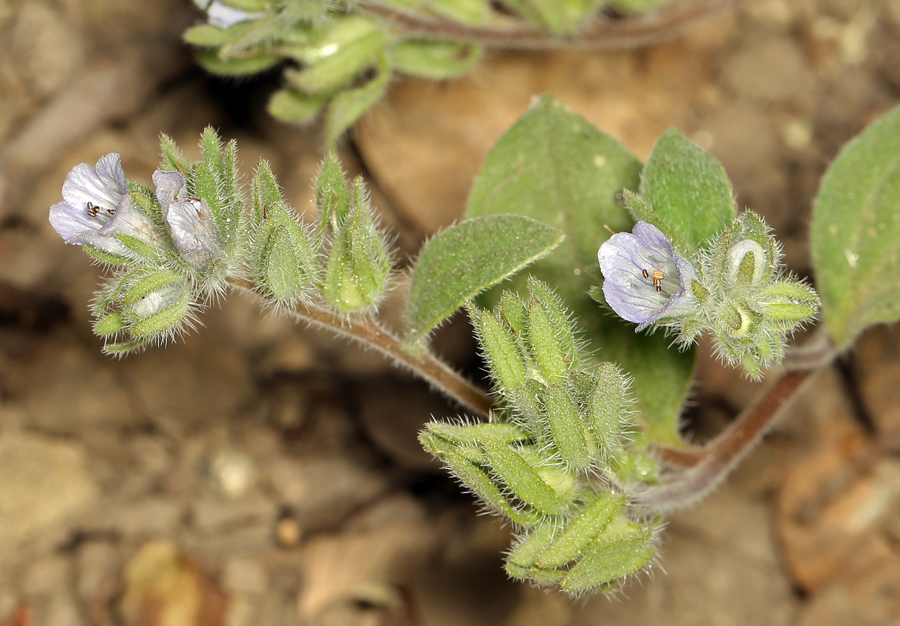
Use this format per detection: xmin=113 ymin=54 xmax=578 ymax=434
xmin=359 ymin=0 xmax=745 ymax=50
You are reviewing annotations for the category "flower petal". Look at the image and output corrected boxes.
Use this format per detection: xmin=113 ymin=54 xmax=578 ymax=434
xmin=61 ymin=154 xmax=126 ymax=216
xmin=151 ymin=170 xmax=186 ymax=215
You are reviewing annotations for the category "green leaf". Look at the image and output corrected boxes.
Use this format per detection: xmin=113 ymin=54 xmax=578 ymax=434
xmin=637 ymin=128 xmax=736 ymax=255
xmin=195 ymin=48 xmax=281 ymax=76
xmin=324 ymin=56 xmax=391 ymax=150
xmin=405 ymin=214 xmax=565 ymax=341
xmin=391 ymin=40 xmax=483 ymax=79
xmin=268 ymin=87 xmax=329 ymax=124
xmin=183 ymin=24 xmax=234 ymax=48
xmin=427 ymin=0 xmax=490 ymax=24
xmin=811 ymin=105 xmax=900 ymax=348
xmin=285 ymin=19 xmax=386 ymax=93
xmin=527 ymin=0 xmax=602 ymax=35
xmin=466 ymin=94 xmax=695 ymax=447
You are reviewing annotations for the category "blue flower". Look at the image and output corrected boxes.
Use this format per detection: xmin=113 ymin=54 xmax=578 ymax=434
xmin=152 ymin=170 xmax=223 ymax=270
xmin=598 ymin=221 xmax=699 ymax=331
xmin=49 ymin=153 xmax=159 ymax=257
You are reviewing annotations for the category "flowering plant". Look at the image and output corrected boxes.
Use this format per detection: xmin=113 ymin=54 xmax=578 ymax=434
xmin=49 ymin=94 xmax=900 ymax=595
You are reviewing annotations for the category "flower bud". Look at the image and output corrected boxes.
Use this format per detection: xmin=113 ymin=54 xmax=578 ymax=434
xmin=323 ymin=179 xmax=390 ymax=313
xmin=252 ymin=203 xmax=317 ymax=304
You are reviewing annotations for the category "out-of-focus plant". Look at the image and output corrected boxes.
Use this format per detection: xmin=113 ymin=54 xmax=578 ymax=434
xmin=183 ymin=0 xmax=743 ymax=148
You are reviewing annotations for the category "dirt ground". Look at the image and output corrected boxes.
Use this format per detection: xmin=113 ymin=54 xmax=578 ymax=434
xmin=2 ymin=0 xmax=900 ymax=624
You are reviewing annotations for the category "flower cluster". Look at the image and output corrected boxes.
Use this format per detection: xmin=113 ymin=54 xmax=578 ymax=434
xmin=49 ymin=131 xmax=393 ymax=354
xmin=599 ymin=214 xmax=819 ymax=378
xmin=421 ymin=279 xmax=661 ymax=595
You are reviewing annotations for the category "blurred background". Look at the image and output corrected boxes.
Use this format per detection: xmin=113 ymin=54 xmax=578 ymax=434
xmin=1 ymin=0 xmax=900 ymax=624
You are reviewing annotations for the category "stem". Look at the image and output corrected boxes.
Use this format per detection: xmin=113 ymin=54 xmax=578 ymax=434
xmin=636 ymin=368 xmax=817 ymax=511
xmin=636 ymin=330 xmax=839 ymax=511
xmin=228 ymin=277 xmax=494 ymax=416
xmin=358 ymin=0 xmax=746 ymax=50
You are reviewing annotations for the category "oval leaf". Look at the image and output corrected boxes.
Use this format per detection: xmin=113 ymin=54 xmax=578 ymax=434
xmin=637 ymin=128 xmax=736 ymax=255
xmin=811 ymin=105 xmax=900 ymax=348
xmin=405 ymin=214 xmax=564 ymax=341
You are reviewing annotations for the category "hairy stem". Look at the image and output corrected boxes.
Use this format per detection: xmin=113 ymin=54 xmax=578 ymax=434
xmin=359 ymin=0 xmax=745 ymax=50
xmin=228 ymin=277 xmax=494 ymax=416
xmin=636 ymin=330 xmax=839 ymax=510
xmin=637 ymin=368 xmax=817 ymax=511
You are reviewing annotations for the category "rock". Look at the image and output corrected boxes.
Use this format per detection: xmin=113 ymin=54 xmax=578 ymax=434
xmin=721 ymin=36 xmax=815 ymax=106
xmin=22 ymin=555 xmax=70 ymax=597
xmin=266 ymin=457 xmax=390 ymax=533
xmin=222 ymin=558 xmax=267 ymax=595
xmin=120 ymin=540 xmax=226 ymax=626
xmin=120 ymin=341 xmax=253 ymax=436
xmin=0 ymin=431 xmax=98 ymax=563
xmin=84 ymin=498 xmax=184 ymax=537
xmin=76 ymin=540 xmax=118 ymax=602
xmin=191 ymin=496 xmax=278 ymax=535
xmin=11 ymin=2 xmax=84 ymax=98
xmin=356 ymin=377 xmax=453 ymax=472
xmin=15 ymin=339 xmax=136 ymax=434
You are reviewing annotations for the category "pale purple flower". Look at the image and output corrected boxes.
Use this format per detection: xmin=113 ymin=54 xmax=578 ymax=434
xmin=598 ymin=221 xmax=699 ymax=331
xmin=49 ymin=153 xmax=159 ymax=256
xmin=152 ymin=170 xmax=222 ymax=270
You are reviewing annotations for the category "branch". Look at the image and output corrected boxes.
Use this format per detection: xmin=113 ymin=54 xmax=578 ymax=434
xmin=358 ymin=0 xmax=746 ymax=50
xmin=228 ymin=277 xmax=494 ymax=417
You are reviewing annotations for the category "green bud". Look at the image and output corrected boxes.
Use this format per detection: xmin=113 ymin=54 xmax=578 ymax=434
xmin=511 ymin=386 xmax=543 ymax=435
xmin=528 ymin=278 xmax=577 ymax=367
xmin=124 ymin=276 xmax=192 ymax=338
xmin=588 ymin=363 xmax=630 ymax=463
xmin=315 ymin=154 xmax=351 ymax=240
xmin=252 ymin=161 xmax=284 ymax=225
xmin=475 ymin=307 xmax=527 ymax=392
xmin=323 ymin=186 xmax=390 ymax=313
xmin=93 ymin=311 xmax=126 ymax=336
xmin=544 ymin=384 xmax=590 ymax=472
xmin=499 ymin=291 xmax=527 ymax=338
xmin=482 ymin=435 xmax=567 ymax=516
xmin=506 ymin=522 xmax=558 ymax=580
xmin=537 ymin=492 xmax=624 ymax=568
xmin=252 ymin=203 xmax=317 ymax=303
xmin=526 ymin=299 xmax=568 ymax=383
xmin=427 ymin=444 xmax=540 ymax=527
xmin=562 ymin=536 xmax=655 ymax=593
xmin=424 ymin=421 xmax=531 ymax=447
